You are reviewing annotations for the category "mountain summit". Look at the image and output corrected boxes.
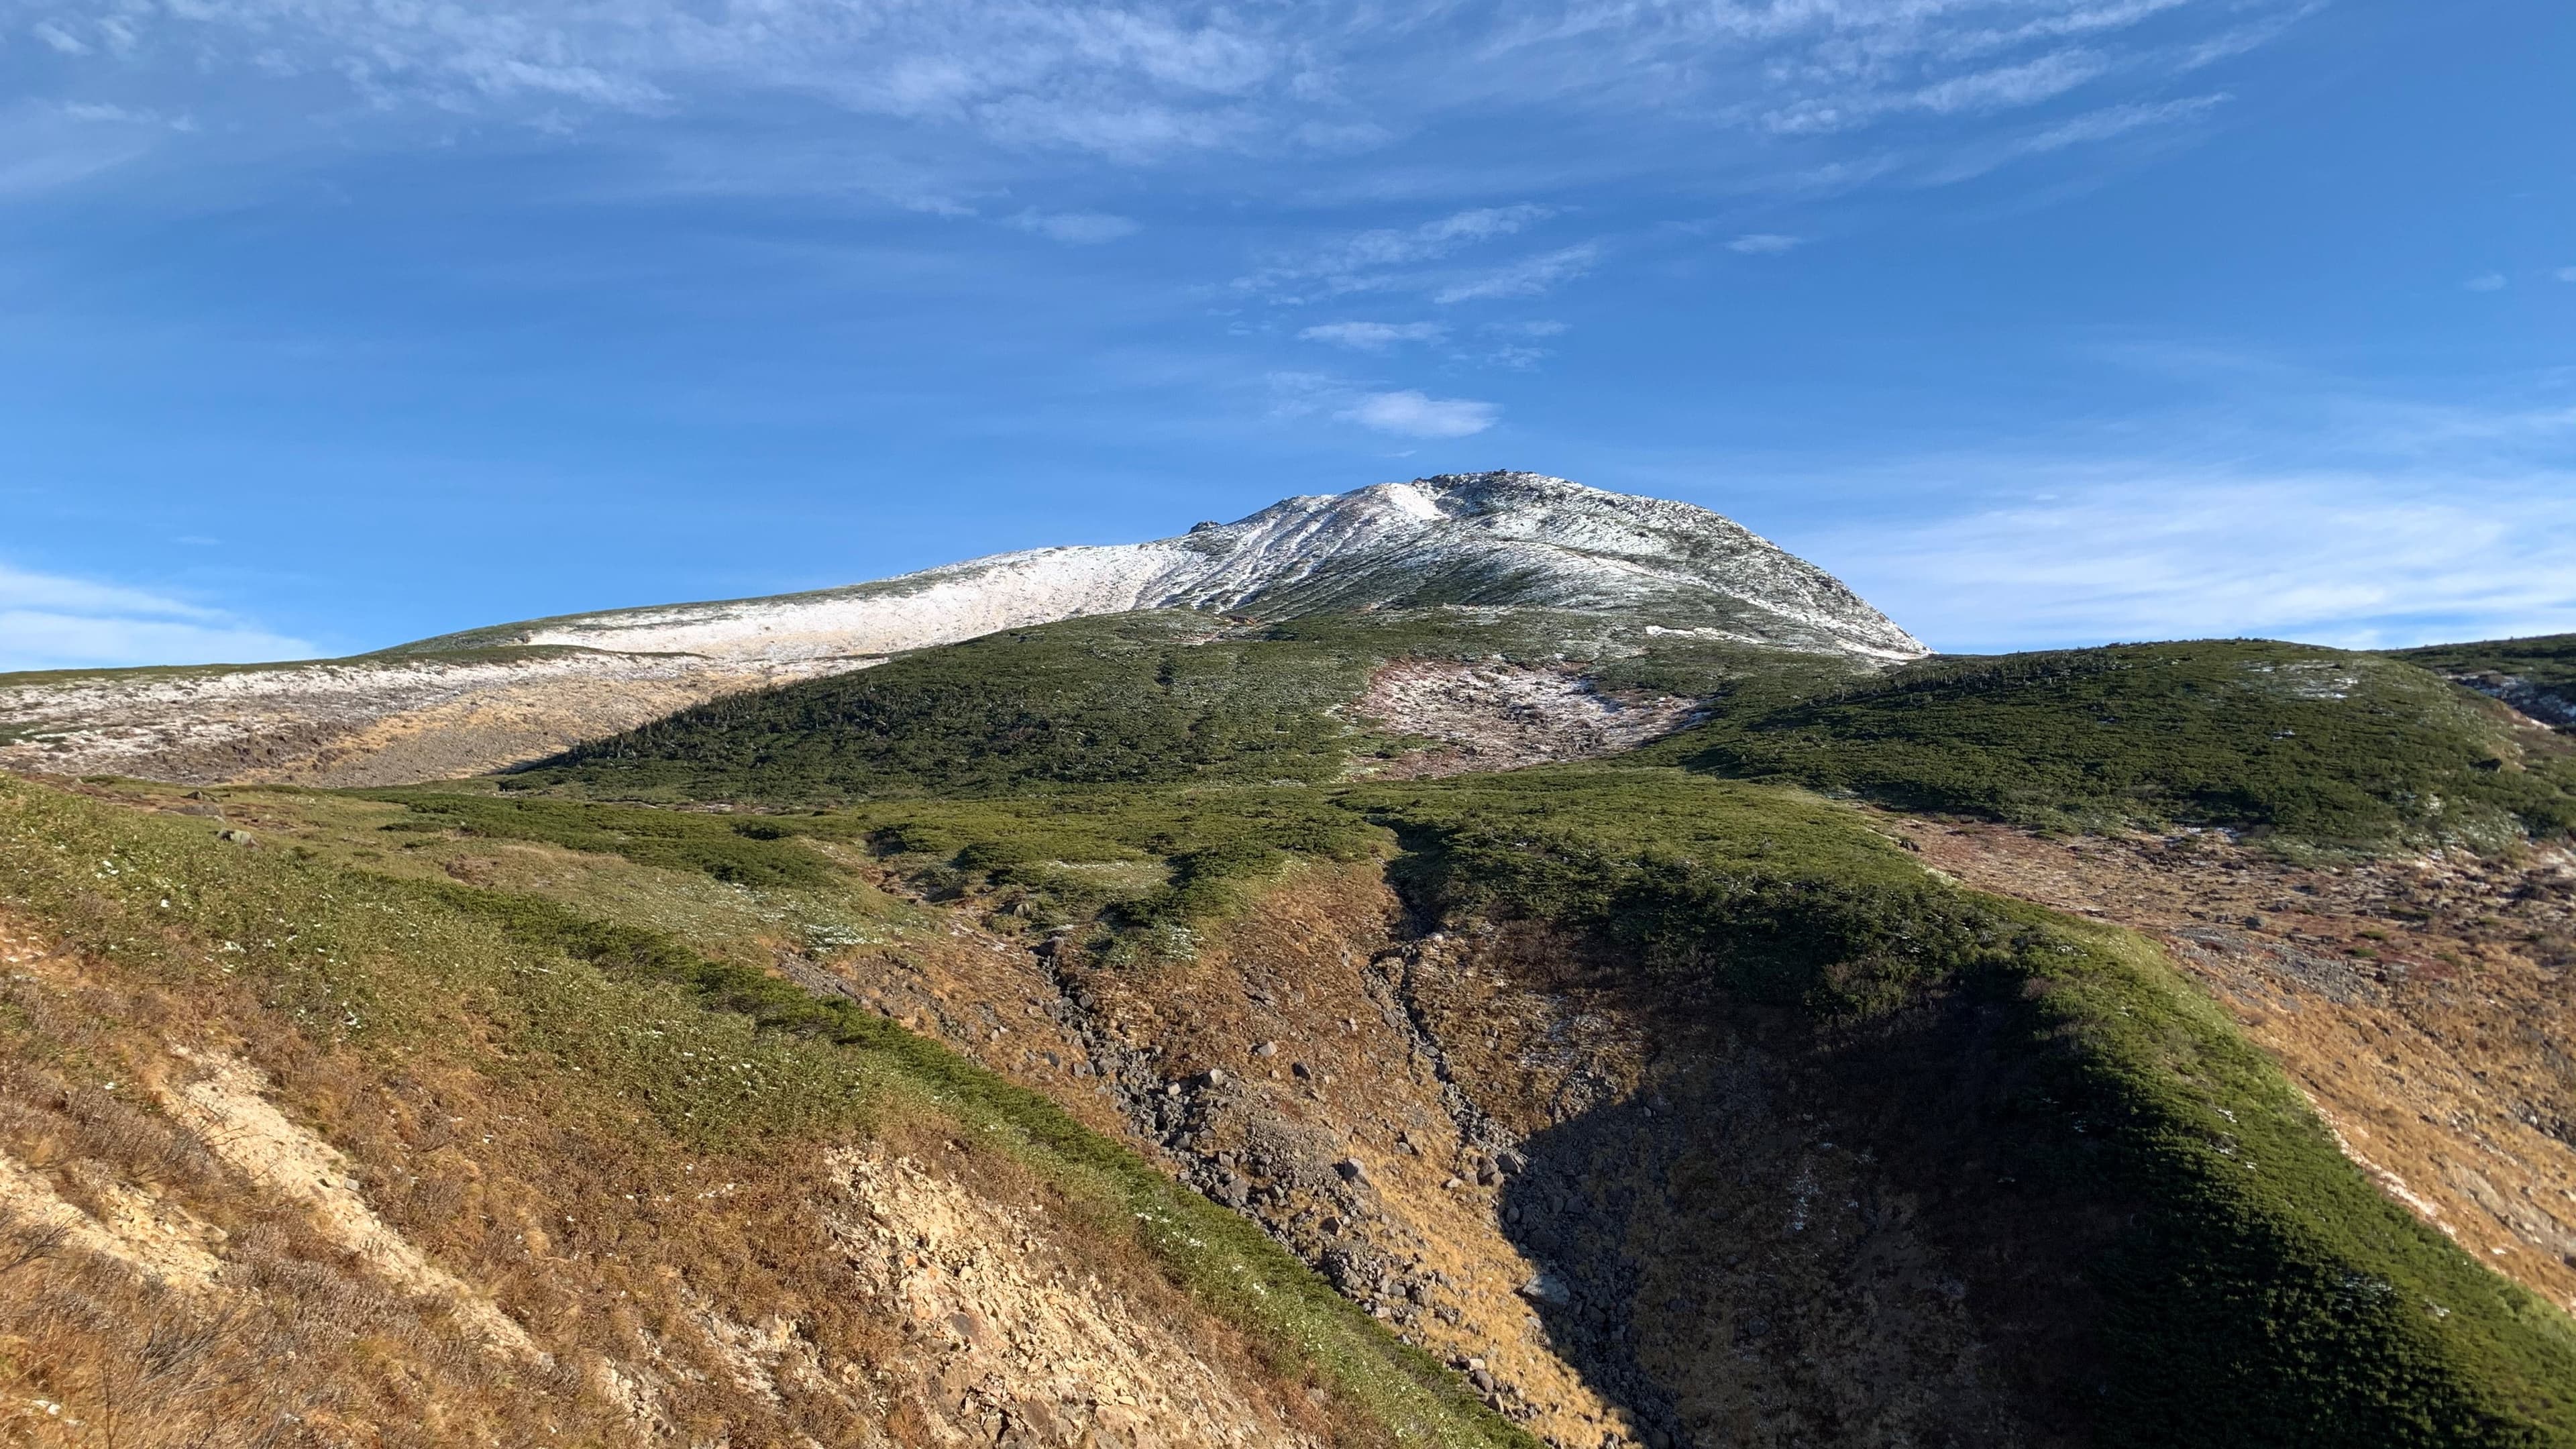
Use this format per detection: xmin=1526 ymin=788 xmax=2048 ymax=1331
xmin=402 ymin=472 xmax=1926 ymax=665
xmin=0 ymin=472 xmax=1919 ymax=786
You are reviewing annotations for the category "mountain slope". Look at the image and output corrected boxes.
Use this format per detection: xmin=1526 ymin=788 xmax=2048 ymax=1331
xmin=0 ymin=775 xmax=1526 ymax=1449
xmin=2394 ymin=633 xmax=2576 ymax=731
xmin=399 ymin=473 xmax=1925 ymax=665
xmin=42 ymin=762 xmax=2576 ymax=1448
xmin=503 ymin=608 xmax=1858 ymax=804
xmin=1632 ymin=639 xmax=2576 ymax=853
xmin=0 ymin=474 xmax=1920 ymax=788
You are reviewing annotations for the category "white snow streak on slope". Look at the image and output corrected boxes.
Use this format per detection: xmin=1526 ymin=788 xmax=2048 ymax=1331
xmin=496 ymin=474 xmax=1927 ymax=664
xmin=0 ymin=472 xmax=1926 ymax=785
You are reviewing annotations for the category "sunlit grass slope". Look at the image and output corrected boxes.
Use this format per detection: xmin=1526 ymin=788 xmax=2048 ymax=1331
xmin=0 ymin=775 xmax=1534 ymax=1449
xmin=341 ymin=767 xmax=2576 ymax=1446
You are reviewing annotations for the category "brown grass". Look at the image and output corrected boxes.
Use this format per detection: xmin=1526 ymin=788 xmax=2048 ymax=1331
xmin=0 ymin=902 xmax=1332 ymax=1448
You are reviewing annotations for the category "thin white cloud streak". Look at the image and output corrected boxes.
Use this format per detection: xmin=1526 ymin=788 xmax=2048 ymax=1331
xmin=1434 ymin=244 xmax=1599 ymax=303
xmin=1817 ymin=472 xmax=2576 ymax=653
xmin=2021 ymin=93 xmax=2230 ymax=152
xmin=1919 ymin=91 xmax=2228 ymax=183
xmin=1727 ymin=232 xmax=1800 ymax=254
xmin=1338 ymin=389 xmax=1499 ymax=437
xmin=2463 ymin=272 xmax=2506 ymax=292
xmin=1299 ymin=321 xmax=1446 ymax=350
xmin=1268 ymin=370 xmax=1501 ymax=437
xmin=0 ymin=0 xmax=2319 ymax=180
xmin=1238 ymin=205 xmax=1556 ymax=301
xmin=1915 ymin=49 xmax=2111 ymax=116
xmin=1009 ymin=209 xmax=1138 ymax=243
xmin=0 ymin=564 xmax=315 ymax=670
xmin=1763 ymin=47 xmax=2108 ymax=134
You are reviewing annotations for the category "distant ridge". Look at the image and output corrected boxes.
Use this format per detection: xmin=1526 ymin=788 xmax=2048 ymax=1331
xmin=0 ymin=472 xmax=1921 ymax=786
xmin=396 ymin=472 xmax=1927 ymax=665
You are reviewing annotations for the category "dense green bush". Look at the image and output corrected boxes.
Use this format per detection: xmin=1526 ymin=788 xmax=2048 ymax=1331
xmin=505 ymin=608 xmax=1852 ymax=806
xmin=1637 ymin=639 xmax=2576 ymax=849
xmin=2394 ymin=633 xmax=2576 ymax=691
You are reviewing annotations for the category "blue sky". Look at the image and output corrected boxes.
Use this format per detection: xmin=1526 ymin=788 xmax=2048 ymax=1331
xmin=1 ymin=0 xmax=2569 ymax=669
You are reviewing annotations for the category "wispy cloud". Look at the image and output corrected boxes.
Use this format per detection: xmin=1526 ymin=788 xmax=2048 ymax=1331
xmin=0 ymin=563 xmax=315 ymax=671
xmin=1825 ymin=470 xmax=2576 ymax=653
xmin=2022 ymin=93 xmax=2231 ymax=152
xmin=1916 ymin=50 xmax=2112 ymax=117
xmin=1009 ymin=209 xmax=1138 ymax=244
xmin=1338 ymin=389 xmax=1499 ymax=438
xmin=1920 ymin=92 xmax=2231 ymax=183
xmin=1269 ymin=372 xmax=1501 ymax=437
xmin=1298 ymin=321 xmax=1446 ymax=351
xmin=1239 ymin=205 xmax=1557 ymax=302
xmin=1434 ymin=244 xmax=1599 ymax=304
xmin=1764 ymin=48 xmax=2111 ymax=135
xmin=1332 ymin=207 xmax=1554 ymax=270
xmin=0 ymin=0 xmax=2316 ymax=192
xmin=30 ymin=19 xmax=89 ymax=56
xmin=2558 ymin=267 xmax=2576 ymax=283
xmin=1727 ymin=233 xmax=1800 ymax=254
xmin=2464 ymin=272 xmax=2507 ymax=292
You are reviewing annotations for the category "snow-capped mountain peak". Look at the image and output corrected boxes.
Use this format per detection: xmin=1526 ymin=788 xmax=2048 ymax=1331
xmin=421 ymin=472 xmax=1925 ymax=665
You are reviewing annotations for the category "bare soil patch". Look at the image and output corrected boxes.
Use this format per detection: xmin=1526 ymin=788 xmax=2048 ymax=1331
xmin=1349 ymin=661 xmax=1700 ymax=777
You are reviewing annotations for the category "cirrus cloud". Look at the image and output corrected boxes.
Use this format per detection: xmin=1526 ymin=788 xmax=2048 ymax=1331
xmin=1298 ymin=321 xmax=1446 ymax=350
xmin=1009 ymin=209 xmax=1139 ymax=244
xmin=0 ymin=562 xmax=315 ymax=672
xmin=1338 ymin=389 xmax=1499 ymax=438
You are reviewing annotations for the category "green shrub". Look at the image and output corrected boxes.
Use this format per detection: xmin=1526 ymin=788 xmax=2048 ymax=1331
xmin=2393 ymin=633 xmax=2576 ymax=692
xmin=504 ymin=608 xmax=1852 ymax=806
xmin=1633 ymin=639 xmax=2576 ymax=850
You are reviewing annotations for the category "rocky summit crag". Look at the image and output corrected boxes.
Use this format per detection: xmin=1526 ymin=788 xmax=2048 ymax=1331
xmin=0 ymin=473 xmax=1920 ymax=788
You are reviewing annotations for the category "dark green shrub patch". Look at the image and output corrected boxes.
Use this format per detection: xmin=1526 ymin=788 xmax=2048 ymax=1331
xmin=1633 ymin=639 xmax=2576 ymax=850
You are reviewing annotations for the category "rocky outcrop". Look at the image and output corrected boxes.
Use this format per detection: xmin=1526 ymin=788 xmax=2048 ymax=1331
xmin=2451 ymin=671 xmax=2576 ymax=731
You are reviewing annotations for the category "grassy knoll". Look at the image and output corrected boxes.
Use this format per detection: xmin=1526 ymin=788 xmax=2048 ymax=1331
xmin=511 ymin=619 xmax=2576 ymax=857
xmin=2394 ymin=633 xmax=2576 ymax=692
xmin=1633 ymin=639 xmax=2576 ymax=851
xmin=510 ymin=613 xmax=1369 ymax=802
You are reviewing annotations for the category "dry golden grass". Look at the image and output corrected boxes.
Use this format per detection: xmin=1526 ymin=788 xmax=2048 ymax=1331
xmin=0 ymin=908 xmax=1336 ymax=1449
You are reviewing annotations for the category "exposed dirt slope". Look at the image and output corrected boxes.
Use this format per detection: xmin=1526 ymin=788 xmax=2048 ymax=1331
xmin=0 ymin=905 xmax=1338 ymax=1447
xmin=798 ymin=862 xmax=2116 ymax=1448
xmin=1888 ymin=818 xmax=2576 ymax=1313
xmin=0 ymin=653 xmax=863 ymax=788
